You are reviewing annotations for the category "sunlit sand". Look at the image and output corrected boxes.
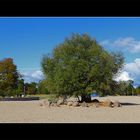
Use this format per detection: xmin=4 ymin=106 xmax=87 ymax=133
xmin=0 ymin=96 xmax=140 ymax=123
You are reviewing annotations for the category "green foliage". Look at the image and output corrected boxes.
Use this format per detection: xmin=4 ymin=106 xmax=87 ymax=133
xmin=0 ymin=58 xmax=20 ymax=97
xmin=135 ymin=85 xmax=140 ymax=95
xmin=16 ymin=79 xmax=25 ymax=96
xmin=26 ymin=94 xmax=53 ymax=100
xmin=110 ymin=80 xmax=135 ymax=96
xmin=25 ymin=82 xmax=37 ymax=95
xmin=0 ymin=89 xmax=4 ymax=97
xmin=47 ymin=94 xmax=58 ymax=103
xmin=37 ymin=80 xmax=49 ymax=94
xmin=41 ymin=33 xmax=124 ymax=99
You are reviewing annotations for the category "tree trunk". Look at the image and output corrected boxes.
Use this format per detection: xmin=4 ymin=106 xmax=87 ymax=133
xmin=81 ymin=94 xmax=91 ymax=103
xmin=76 ymin=96 xmax=80 ymax=102
xmin=62 ymin=95 xmax=67 ymax=103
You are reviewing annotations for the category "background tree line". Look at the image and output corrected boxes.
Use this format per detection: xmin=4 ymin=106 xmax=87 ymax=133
xmin=0 ymin=58 xmax=49 ymax=97
xmin=0 ymin=34 xmax=140 ymax=99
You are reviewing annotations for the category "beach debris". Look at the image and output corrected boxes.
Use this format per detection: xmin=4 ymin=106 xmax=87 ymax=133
xmin=67 ymin=97 xmax=78 ymax=102
xmin=57 ymin=99 xmax=64 ymax=106
xmin=43 ymin=100 xmax=48 ymax=105
xmin=48 ymin=101 xmax=53 ymax=106
xmin=39 ymin=103 xmax=43 ymax=106
xmin=49 ymin=99 xmax=61 ymax=107
xmin=98 ymin=99 xmax=122 ymax=107
xmin=40 ymin=98 xmax=122 ymax=108
xmin=39 ymin=100 xmax=49 ymax=107
xmin=39 ymin=100 xmax=45 ymax=106
xmin=50 ymin=102 xmax=58 ymax=107
xmin=47 ymin=98 xmax=60 ymax=107
xmin=67 ymin=101 xmax=73 ymax=106
xmin=112 ymin=100 xmax=122 ymax=107
xmin=99 ymin=99 xmax=113 ymax=107
xmin=72 ymin=101 xmax=79 ymax=107
xmin=92 ymin=102 xmax=100 ymax=107
xmin=63 ymin=100 xmax=68 ymax=105
xmin=81 ymin=101 xmax=89 ymax=107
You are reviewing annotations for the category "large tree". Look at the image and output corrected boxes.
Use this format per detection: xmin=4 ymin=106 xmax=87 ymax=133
xmin=41 ymin=34 xmax=124 ymax=102
xmin=0 ymin=58 xmax=19 ymax=97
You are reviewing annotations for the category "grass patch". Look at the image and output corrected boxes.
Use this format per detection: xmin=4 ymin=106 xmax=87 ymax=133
xmin=25 ymin=94 xmax=57 ymax=100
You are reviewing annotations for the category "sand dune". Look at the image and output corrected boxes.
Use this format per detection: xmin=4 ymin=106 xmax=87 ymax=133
xmin=0 ymin=96 xmax=140 ymax=123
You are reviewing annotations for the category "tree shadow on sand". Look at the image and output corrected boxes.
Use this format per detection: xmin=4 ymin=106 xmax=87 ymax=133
xmin=120 ymin=102 xmax=140 ymax=106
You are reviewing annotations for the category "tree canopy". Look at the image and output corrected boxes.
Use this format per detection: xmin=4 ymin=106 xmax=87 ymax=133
xmin=0 ymin=58 xmax=20 ymax=97
xmin=41 ymin=33 xmax=124 ymax=101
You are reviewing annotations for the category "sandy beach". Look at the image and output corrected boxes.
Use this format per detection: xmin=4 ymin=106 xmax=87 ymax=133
xmin=0 ymin=96 xmax=140 ymax=123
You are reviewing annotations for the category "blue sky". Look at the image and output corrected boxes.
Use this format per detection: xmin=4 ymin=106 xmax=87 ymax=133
xmin=0 ymin=17 xmax=140 ymax=85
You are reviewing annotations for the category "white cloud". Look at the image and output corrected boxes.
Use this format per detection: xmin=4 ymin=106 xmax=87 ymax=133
xmin=124 ymin=58 xmax=140 ymax=75
xmin=115 ymin=71 xmax=133 ymax=82
xmin=114 ymin=58 xmax=140 ymax=86
xmin=113 ymin=37 xmax=136 ymax=47
xmin=21 ymin=70 xmax=44 ymax=83
xmin=100 ymin=37 xmax=140 ymax=53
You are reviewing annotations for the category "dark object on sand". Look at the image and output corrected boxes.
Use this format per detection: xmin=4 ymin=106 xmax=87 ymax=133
xmin=92 ymin=99 xmax=100 ymax=103
xmin=0 ymin=97 xmax=39 ymax=101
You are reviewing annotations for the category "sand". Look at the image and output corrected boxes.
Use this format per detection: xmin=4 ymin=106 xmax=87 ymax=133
xmin=0 ymin=96 xmax=140 ymax=123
